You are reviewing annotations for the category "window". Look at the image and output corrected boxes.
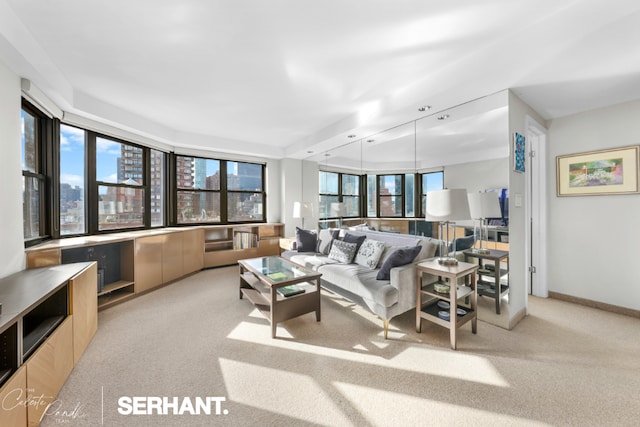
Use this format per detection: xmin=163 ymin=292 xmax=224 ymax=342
xmin=176 ymin=156 xmax=219 ymax=223
xmin=341 ymin=174 xmax=360 ymax=217
xmin=319 ymin=171 xmax=339 ymax=218
xmin=378 ymin=174 xmax=403 ymax=217
xmin=60 ymin=124 xmax=86 ymax=235
xmin=421 ymin=171 xmax=444 ymax=215
xmin=405 ymin=173 xmax=415 ymax=217
xmin=318 ymin=171 xmax=362 ymax=219
xmin=22 ymin=108 xmax=42 ymax=240
xmin=21 ymin=102 xmax=52 ymax=244
xmin=367 ymin=175 xmax=376 ymax=217
xmin=227 ymin=161 xmax=264 ymax=222
xmin=150 ymin=149 xmax=165 ymax=227
xmin=96 ymin=137 xmax=145 ymax=230
xmin=175 ymin=156 xmax=265 ymax=224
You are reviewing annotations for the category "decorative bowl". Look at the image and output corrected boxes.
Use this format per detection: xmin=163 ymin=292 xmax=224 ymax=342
xmin=433 ymin=283 xmax=450 ymax=293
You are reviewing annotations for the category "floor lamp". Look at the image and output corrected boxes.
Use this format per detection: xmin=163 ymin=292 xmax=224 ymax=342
xmin=425 ymin=189 xmax=471 ymax=266
xmin=293 ymin=201 xmax=313 ymax=230
xmin=467 ymin=191 xmax=502 ymax=254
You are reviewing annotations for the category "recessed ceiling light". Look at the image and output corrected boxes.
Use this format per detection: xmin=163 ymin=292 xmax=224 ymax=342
xmin=418 ymin=105 xmax=431 ymax=112
xmin=347 ymin=134 xmax=356 ymax=138
xmin=437 ymin=114 xmax=450 ymax=120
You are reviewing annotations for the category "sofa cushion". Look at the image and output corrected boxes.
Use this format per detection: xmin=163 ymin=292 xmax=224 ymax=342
xmin=379 ymin=244 xmax=410 ymax=267
xmin=296 ymin=227 xmax=317 ymax=252
xmin=288 ymin=253 xmax=337 ymax=271
xmin=317 ymin=229 xmax=339 ymax=255
xmin=376 ymin=245 xmax=422 ymax=280
xmin=328 ymin=240 xmax=358 ymax=264
xmin=343 ymin=232 xmax=367 ymax=253
xmin=418 ymin=238 xmax=440 ymax=261
xmin=318 ymin=263 xmax=399 ymax=308
xmin=354 ymin=239 xmax=386 ymax=269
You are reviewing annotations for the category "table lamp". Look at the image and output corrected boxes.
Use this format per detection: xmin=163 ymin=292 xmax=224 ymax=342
xmin=425 ymin=189 xmax=471 ymax=265
xmin=467 ymin=191 xmax=502 ymax=254
xmin=292 ymin=201 xmax=313 ymax=230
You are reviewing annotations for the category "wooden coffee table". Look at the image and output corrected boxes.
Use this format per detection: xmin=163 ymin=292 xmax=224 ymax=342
xmin=238 ymin=256 xmax=322 ymax=338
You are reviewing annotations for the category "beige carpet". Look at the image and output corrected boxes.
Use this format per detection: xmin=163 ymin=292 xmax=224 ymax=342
xmin=41 ymin=266 xmax=640 ymax=426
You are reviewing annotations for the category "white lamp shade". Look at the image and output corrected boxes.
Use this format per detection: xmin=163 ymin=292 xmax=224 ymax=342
xmin=467 ymin=191 xmax=502 ymax=220
xmin=330 ymin=202 xmax=347 ymax=217
xmin=292 ymin=201 xmax=313 ymax=218
xmin=425 ymin=189 xmax=471 ymax=221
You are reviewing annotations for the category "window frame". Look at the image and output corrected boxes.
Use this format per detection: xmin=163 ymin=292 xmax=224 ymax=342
xmin=59 ymin=123 xmax=87 ymax=237
xmin=319 ymin=170 xmax=363 ymax=220
xmin=22 ymin=99 xmax=56 ymax=247
xmin=419 ymin=170 xmax=445 ymax=218
xmin=377 ymin=173 xmax=404 ymax=217
xmin=173 ymin=154 xmax=267 ymax=225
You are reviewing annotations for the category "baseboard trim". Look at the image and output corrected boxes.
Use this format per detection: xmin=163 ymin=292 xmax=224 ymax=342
xmin=549 ymin=291 xmax=640 ymax=319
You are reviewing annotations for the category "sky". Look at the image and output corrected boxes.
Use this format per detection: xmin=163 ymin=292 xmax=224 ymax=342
xmin=60 ymin=124 xmax=119 ymax=187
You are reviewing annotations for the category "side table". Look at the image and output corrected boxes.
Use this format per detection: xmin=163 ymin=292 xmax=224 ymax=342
xmin=463 ymin=249 xmax=509 ymax=314
xmin=415 ymin=259 xmax=478 ymax=350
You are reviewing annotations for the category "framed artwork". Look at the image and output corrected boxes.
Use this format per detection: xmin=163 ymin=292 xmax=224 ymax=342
xmin=513 ymin=132 xmax=525 ymax=173
xmin=556 ymin=145 xmax=640 ymax=196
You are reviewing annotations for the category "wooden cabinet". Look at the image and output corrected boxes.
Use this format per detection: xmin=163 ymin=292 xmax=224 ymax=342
xmin=134 ymin=235 xmax=164 ymax=293
xmin=134 ymin=229 xmax=204 ymax=293
xmin=183 ymin=228 xmax=204 ymax=275
xmin=25 ymin=225 xmax=279 ymax=308
xmin=25 ymin=317 xmax=74 ymax=427
xmin=0 ymin=263 xmax=95 ymax=427
xmin=162 ymin=232 xmax=184 ymax=283
xmin=0 ymin=366 xmax=27 ymax=427
xmin=70 ymin=263 xmax=98 ymax=364
xmin=204 ymin=223 xmax=284 ymax=268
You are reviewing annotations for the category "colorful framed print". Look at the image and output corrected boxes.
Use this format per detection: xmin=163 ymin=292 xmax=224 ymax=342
xmin=514 ymin=132 xmax=525 ymax=173
xmin=556 ymin=145 xmax=640 ymax=196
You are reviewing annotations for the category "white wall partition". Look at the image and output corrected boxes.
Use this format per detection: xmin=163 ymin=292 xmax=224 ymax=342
xmin=0 ymin=60 xmax=27 ymax=278
xmin=547 ymin=100 xmax=640 ymax=311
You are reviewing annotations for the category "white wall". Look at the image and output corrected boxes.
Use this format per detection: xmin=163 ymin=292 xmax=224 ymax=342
xmin=265 ymin=158 xmax=282 ymax=225
xmin=547 ymin=100 xmax=640 ymax=311
xmin=445 ymin=157 xmax=509 ymax=191
xmin=508 ymin=91 xmax=547 ymax=326
xmin=444 ymin=157 xmax=509 ymax=228
xmin=280 ymin=158 xmax=318 ymax=236
xmin=0 ymin=60 xmax=27 ymax=278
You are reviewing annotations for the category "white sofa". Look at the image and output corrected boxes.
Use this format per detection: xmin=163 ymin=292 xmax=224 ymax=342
xmin=282 ymin=229 xmax=460 ymax=338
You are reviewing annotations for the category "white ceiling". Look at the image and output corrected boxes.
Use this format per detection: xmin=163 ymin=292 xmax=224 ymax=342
xmin=2 ymin=0 xmax=640 ymax=162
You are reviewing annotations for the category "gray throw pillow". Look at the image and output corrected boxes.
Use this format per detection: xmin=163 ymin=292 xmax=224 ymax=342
xmin=376 ymin=245 xmax=422 ymax=281
xmin=354 ymin=239 xmax=386 ymax=269
xmin=296 ymin=227 xmax=317 ymax=252
xmin=328 ymin=240 xmax=358 ymax=264
xmin=317 ymin=229 xmax=339 ymax=255
xmin=343 ymin=233 xmax=366 ymax=252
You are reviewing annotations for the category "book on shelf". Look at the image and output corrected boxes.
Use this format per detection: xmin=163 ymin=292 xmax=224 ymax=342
xmin=277 ymin=285 xmax=306 ymax=297
xmin=233 ymin=231 xmax=258 ymax=249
